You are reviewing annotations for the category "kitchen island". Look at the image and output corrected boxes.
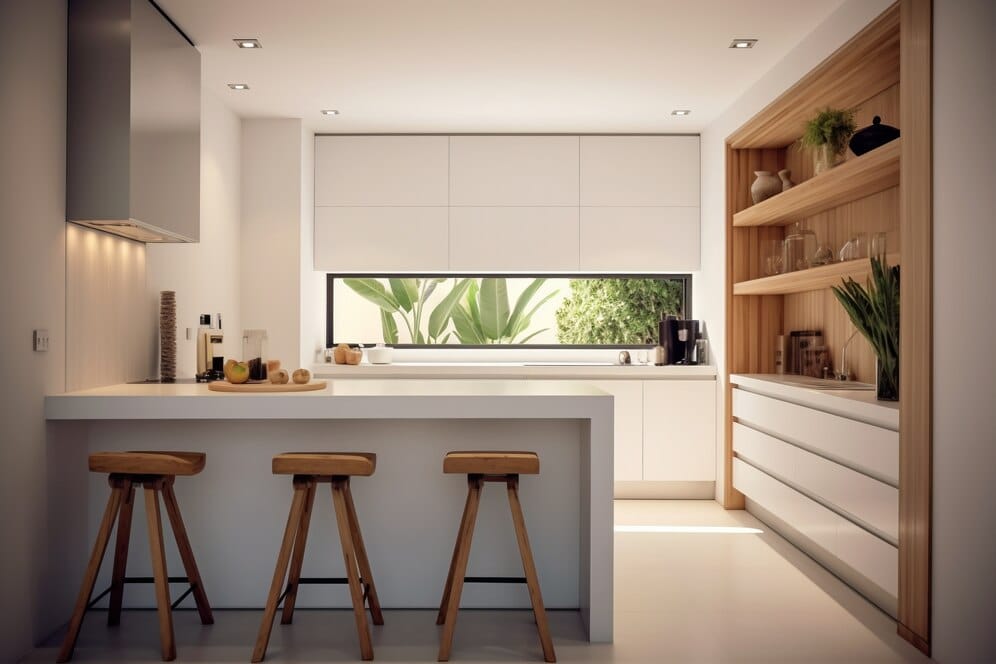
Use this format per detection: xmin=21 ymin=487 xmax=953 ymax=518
xmin=45 ymin=380 xmax=613 ymax=641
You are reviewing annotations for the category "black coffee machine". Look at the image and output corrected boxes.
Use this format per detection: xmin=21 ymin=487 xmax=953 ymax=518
xmin=659 ymin=316 xmax=701 ymax=365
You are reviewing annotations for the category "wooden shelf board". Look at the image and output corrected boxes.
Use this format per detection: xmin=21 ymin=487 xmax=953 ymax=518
xmin=733 ymin=140 xmax=901 ymax=228
xmin=733 ymin=253 xmax=900 ymax=296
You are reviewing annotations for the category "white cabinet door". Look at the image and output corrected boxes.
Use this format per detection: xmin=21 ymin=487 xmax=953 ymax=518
xmin=449 ymin=207 xmax=579 ymax=271
xmin=591 ymin=381 xmax=644 ymax=482
xmin=449 ymin=136 xmax=580 ymax=206
xmin=580 ymin=136 xmax=699 ymax=207
xmin=315 ymin=135 xmax=449 ymax=206
xmin=314 ymin=207 xmax=449 ymax=272
xmin=579 ymin=206 xmax=700 ymax=271
xmin=642 ymin=380 xmax=716 ymax=481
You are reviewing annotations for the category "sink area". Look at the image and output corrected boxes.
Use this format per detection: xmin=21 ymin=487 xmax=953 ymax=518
xmin=763 ymin=374 xmax=875 ymax=391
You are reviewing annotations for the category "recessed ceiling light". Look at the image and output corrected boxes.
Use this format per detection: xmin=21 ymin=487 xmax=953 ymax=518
xmin=730 ymin=38 xmax=758 ymax=49
xmin=234 ymin=38 xmax=262 ymax=49
xmin=671 ymin=109 xmax=691 ymax=116
xmin=320 ymin=109 xmax=340 ymax=116
xmin=227 ymin=83 xmax=250 ymax=90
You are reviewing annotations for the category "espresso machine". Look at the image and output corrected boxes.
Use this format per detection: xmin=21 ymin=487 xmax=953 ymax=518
xmin=659 ymin=316 xmax=702 ymax=365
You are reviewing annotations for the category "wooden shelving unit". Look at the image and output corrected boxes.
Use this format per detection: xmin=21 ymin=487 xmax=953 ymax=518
xmin=733 ymin=254 xmax=901 ymax=295
xmin=733 ymin=139 xmax=901 ymax=228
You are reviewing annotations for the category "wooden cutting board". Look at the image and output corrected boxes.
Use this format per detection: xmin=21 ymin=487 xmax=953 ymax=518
xmin=207 ymin=380 xmax=327 ymax=393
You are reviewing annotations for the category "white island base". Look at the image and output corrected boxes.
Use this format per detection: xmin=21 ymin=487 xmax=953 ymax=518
xmin=45 ymin=380 xmax=614 ymax=642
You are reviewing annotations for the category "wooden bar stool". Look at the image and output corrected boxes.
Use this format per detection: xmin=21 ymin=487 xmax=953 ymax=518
xmin=253 ymin=453 xmax=384 ymax=662
xmin=436 ymin=451 xmax=556 ymax=663
xmin=57 ymin=451 xmax=213 ymax=662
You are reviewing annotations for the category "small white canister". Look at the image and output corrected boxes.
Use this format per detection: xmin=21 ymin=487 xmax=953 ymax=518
xmin=366 ymin=343 xmax=393 ymax=365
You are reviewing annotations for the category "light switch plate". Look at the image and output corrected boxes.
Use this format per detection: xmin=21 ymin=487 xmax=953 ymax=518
xmin=33 ymin=329 xmax=49 ymax=352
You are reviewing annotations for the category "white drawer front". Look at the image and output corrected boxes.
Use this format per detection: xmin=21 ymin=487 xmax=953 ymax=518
xmin=732 ymin=388 xmax=898 ymax=484
xmin=733 ymin=423 xmax=898 ymax=543
xmin=733 ymin=459 xmax=897 ymax=601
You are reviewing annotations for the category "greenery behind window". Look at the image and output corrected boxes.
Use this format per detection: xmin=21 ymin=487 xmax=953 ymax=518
xmin=555 ymin=278 xmax=684 ymax=345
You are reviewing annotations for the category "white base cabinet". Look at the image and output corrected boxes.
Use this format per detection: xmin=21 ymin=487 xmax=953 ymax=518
xmin=590 ymin=381 xmax=644 ymax=482
xmin=642 ymin=380 xmax=716 ymax=481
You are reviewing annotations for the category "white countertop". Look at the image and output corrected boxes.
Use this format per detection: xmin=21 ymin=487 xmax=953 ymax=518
xmin=313 ymin=362 xmax=716 ymax=380
xmin=45 ymin=379 xmax=614 ymax=421
xmin=731 ymin=373 xmax=899 ymax=430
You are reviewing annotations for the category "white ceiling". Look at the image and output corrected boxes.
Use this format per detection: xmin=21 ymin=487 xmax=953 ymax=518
xmin=159 ymin=0 xmax=847 ymax=134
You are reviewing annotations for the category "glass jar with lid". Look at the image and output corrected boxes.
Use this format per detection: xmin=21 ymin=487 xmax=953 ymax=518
xmin=783 ymin=221 xmax=817 ymax=272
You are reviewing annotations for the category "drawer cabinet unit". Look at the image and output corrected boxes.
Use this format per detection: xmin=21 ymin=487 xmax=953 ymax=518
xmin=642 ymin=380 xmax=716 ymax=481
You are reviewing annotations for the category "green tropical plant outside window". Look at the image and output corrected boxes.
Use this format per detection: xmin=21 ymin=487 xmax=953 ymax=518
xmin=331 ymin=275 xmax=688 ymax=346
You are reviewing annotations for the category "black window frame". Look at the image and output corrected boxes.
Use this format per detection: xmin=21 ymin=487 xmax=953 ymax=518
xmin=326 ymin=272 xmax=692 ymax=349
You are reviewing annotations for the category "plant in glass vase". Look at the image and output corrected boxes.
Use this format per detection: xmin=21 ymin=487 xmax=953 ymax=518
xmin=830 ymin=256 xmax=900 ymax=401
xmin=800 ymin=107 xmax=857 ymax=174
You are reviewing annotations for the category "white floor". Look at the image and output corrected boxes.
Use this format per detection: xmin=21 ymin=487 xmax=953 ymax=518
xmin=25 ymin=501 xmax=930 ymax=663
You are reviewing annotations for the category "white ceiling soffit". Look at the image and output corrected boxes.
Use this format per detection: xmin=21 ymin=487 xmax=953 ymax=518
xmin=159 ymin=0 xmax=847 ymax=133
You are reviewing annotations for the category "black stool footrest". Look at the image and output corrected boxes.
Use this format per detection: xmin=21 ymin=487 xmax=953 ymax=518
xmin=277 ymin=577 xmax=371 ymax=605
xmin=87 ymin=576 xmax=195 ymax=610
xmin=463 ymin=576 xmax=527 ymax=584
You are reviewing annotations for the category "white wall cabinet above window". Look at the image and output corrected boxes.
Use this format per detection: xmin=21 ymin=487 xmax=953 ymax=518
xmin=315 ymin=135 xmax=448 ymax=206
xmin=314 ymin=207 xmax=448 ymax=272
xmin=448 ymin=136 xmax=580 ymax=206
xmin=580 ymin=206 xmax=700 ymax=271
xmin=580 ymin=135 xmax=700 ymax=207
xmin=449 ymin=207 xmax=580 ymax=271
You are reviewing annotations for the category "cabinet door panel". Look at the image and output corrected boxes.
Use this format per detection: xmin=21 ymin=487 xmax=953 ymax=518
xmin=449 ymin=136 xmax=579 ymax=206
xmin=580 ymin=136 xmax=699 ymax=206
xmin=449 ymin=207 xmax=579 ymax=271
xmin=643 ymin=380 xmax=716 ymax=481
xmin=315 ymin=136 xmax=448 ymax=206
xmin=314 ymin=207 xmax=448 ymax=271
xmin=591 ymin=381 xmax=644 ymax=482
xmin=579 ymin=206 xmax=699 ymax=271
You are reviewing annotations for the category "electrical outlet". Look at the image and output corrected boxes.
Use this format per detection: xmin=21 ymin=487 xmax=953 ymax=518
xmin=33 ymin=329 xmax=49 ymax=352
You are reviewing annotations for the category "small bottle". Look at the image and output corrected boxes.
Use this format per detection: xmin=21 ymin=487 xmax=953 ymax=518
xmin=774 ymin=335 xmax=786 ymax=374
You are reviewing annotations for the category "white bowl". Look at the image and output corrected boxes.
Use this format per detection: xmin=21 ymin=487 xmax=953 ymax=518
xmin=366 ymin=344 xmax=393 ymax=365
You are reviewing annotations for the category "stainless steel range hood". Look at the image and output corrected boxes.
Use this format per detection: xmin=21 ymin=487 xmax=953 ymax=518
xmin=68 ymin=0 xmax=200 ymax=243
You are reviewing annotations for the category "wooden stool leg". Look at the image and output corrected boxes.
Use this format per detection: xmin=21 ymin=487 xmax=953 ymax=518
xmin=162 ymin=478 xmax=214 ymax=625
xmin=343 ymin=479 xmax=384 ymax=626
xmin=57 ymin=479 xmax=126 ymax=663
xmin=438 ymin=475 xmax=483 ymax=662
xmin=507 ymin=476 xmax=556 ymax=663
xmin=144 ymin=481 xmax=176 ymax=661
xmin=107 ymin=479 xmax=135 ymax=626
xmin=436 ymin=482 xmax=475 ymax=625
xmin=332 ymin=478 xmax=374 ymax=661
xmin=280 ymin=481 xmax=316 ymax=625
xmin=253 ymin=477 xmax=310 ymax=663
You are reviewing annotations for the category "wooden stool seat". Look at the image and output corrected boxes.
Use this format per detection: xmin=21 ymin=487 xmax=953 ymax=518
xmin=58 ymin=452 xmax=212 ymax=662
xmin=89 ymin=451 xmax=206 ymax=476
xmin=437 ymin=451 xmax=556 ymax=662
xmin=442 ymin=451 xmax=540 ymax=475
xmin=272 ymin=452 xmax=376 ymax=477
xmin=254 ymin=453 xmax=383 ymax=662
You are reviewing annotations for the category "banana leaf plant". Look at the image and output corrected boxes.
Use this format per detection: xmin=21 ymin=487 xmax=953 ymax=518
xmin=449 ymin=277 xmax=558 ymax=344
xmin=343 ymin=277 xmax=471 ymax=344
xmin=830 ymin=256 xmax=900 ymax=400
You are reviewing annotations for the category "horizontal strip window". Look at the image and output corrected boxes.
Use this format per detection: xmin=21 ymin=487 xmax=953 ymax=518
xmin=326 ymin=273 xmax=691 ymax=348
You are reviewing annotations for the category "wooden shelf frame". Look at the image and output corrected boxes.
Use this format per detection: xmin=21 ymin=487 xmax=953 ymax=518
xmin=734 ymin=140 xmax=901 ymax=228
xmin=733 ymin=254 xmax=901 ymax=296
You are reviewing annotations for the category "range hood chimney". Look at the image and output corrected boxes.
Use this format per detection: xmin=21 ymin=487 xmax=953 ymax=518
xmin=68 ymin=0 xmax=201 ymax=243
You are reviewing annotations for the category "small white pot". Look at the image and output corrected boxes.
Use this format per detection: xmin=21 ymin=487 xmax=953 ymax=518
xmin=366 ymin=344 xmax=393 ymax=365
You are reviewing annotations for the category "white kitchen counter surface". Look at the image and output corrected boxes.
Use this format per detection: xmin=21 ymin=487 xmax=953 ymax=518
xmin=313 ymin=362 xmax=716 ymax=380
xmin=45 ymin=379 xmax=613 ymax=421
xmin=731 ymin=373 xmax=899 ymax=430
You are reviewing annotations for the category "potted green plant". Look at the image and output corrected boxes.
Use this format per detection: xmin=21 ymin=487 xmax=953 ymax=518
xmin=800 ymin=107 xmax=857 ymax=174
xmin=831 ymin=256 xmax=899 ymax=401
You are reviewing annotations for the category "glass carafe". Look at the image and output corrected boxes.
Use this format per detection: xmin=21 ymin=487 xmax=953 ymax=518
xmin=783 ymin=222 xmax=817 ymax=272
xmin=242 ymin=329 xmax=268 ymax=381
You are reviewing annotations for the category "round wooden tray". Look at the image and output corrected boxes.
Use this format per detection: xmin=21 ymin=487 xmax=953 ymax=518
xmin=207 ymin=380 xmax=327 ymax=393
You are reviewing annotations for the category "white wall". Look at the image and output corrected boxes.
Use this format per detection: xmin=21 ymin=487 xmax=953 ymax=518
xmin=698 ymin=0 xmax=894 ymax=505
xmin=931 ymin=0 xmax=996 ymax=660
xmin=300 ymin=130 xmax=325 ymax=366
xmin=0 ymin=1 xmax=84 ymax=659
xmin=241 ymin=119 xmax=302 ymax=368
xmin=148 ymin=92 xmax=242 ymax=376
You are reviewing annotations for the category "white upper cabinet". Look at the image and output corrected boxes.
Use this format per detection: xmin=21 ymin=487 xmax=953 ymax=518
xmin=315 ymin=135 xmax=449 ymax=206
xmin=314 ymin=207 xmax=449 ymax=272
xmin=580 ymin=206 xmax=700 ymax=271
xmin=449 ymin=207 xmax=579 ymax=271
xmin=580 ymin=136 xmax=700 ymax=207
xmin=449 ymin=136 xmax=580 ymax=206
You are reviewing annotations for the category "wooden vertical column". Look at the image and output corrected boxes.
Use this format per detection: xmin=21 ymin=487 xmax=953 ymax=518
xmin=898 ymin=0 xmax=933 ymax=654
